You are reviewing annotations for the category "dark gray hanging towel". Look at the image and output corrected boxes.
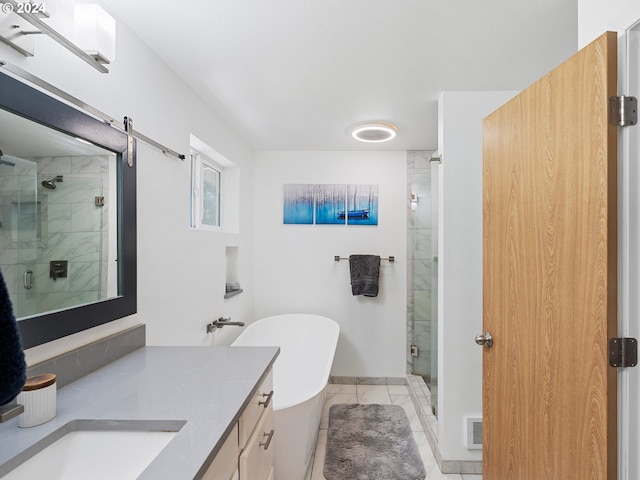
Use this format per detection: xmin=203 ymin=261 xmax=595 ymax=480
xmin=349 ymin=255 xmax=381 ymax=297
xmin=0 ymin=267 xmax=26 ymax=405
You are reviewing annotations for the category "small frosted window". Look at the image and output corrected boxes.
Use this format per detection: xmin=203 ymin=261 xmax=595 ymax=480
xmin=189 ymin=135 xmax=239 ymax=233
xmin=201 ymin=165 xmax=220 ymax=227
xmin=191 ymin=151 xmax=222 ymax=230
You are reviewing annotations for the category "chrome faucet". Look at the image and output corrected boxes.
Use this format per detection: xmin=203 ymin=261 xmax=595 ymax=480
xmin=206 ymin=317 xmax=246 ymax=333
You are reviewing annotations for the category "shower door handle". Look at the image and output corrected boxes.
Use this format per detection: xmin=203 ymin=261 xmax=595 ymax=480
xmin=23 ymin=270 xmax=33 ymax=290
xmin=475 ymin=332 xmax=493 ymax=348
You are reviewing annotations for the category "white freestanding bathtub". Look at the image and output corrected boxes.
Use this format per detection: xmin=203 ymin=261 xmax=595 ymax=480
xmin=232 ymin=314 xmax=340 ymax=480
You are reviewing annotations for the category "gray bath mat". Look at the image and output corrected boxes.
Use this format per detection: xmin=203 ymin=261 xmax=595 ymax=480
xmin=324 ymin=404 xmax=426 ymax=480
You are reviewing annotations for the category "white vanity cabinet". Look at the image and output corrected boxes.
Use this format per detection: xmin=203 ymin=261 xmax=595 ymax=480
xmin=202 ymin=370 xmax=274 ymax=480
xmin=239 ymin=370 xmax=274 ymax=480
xmin=240 ymin=406 xmax=274 ymax=479
xmin=202 ymin=424 xmax=240 ymax=480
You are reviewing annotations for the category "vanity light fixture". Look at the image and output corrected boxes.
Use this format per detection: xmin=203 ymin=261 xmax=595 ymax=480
xmin=0 ymin=0 xmax=112 ymax=73
xmin=351 ymin=122 xmax=397 ymax=143
xmin=73 ymin=4 xmax=116 ymax=65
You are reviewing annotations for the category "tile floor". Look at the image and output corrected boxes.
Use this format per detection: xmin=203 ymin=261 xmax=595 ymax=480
xmin=307 ymin=383 xmax=482 ymax=480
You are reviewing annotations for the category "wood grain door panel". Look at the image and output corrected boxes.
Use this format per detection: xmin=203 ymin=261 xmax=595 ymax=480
xmin=482 ymin=31 xmax=618 ymax=480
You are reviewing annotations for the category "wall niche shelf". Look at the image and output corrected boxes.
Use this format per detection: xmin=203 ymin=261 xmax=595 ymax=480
xmin=225 ymin=246 xmax=241 ymax=299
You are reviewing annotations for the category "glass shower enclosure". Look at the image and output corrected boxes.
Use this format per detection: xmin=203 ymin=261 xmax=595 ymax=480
xmin=407 ymin=151 xmax=439 ymax=415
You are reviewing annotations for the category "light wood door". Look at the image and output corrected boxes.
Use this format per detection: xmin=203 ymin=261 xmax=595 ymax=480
xmin=482 ymin=31 xmax=618 ymax=480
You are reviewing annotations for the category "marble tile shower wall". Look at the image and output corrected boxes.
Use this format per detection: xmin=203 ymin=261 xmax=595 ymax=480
xmin=0 ymin=156 xmax=110 ymax=317
xmin=407 ymin=150 xmax=434 ymax=378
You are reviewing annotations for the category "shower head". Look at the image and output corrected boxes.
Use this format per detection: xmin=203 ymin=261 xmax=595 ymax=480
xmin=41 ymin=175 xmax=63 ymax=190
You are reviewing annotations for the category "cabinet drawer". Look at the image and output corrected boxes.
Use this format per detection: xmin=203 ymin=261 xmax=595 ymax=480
xmin=239 ymin=370 xmax=273 ymax=446
xmin=202 ymin=423 xmax=240 ymax=480
xmin=239 ymin=407 xmax=274 ymax=480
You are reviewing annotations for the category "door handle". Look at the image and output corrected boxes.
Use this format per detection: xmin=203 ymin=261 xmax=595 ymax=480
xmin=475 ymin=332 xmax=493 ymax=348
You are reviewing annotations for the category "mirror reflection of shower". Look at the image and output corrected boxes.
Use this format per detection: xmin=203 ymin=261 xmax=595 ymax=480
xmin=41 ymin=175 xmax=63 ymax=190
xmin=1 ymin=106 xmax=116 ymax=321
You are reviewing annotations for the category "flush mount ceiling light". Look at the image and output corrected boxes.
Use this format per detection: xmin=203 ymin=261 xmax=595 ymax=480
xmin=351 ymin=122 xmax=397 ymax=143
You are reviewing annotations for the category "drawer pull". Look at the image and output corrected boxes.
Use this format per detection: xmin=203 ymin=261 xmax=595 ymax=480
xmin=259 ymin=429 xmax=275 ymax=450
xmin=259 ymin=390 xmax=274 ymax=408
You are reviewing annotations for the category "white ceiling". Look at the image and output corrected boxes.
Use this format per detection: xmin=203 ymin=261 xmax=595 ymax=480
xmin=101 ymin=0 xmax=578 ymax=151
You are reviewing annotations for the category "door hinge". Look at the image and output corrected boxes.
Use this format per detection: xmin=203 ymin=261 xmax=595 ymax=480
xmin=410 ymin=345 xmax=419 ymax=357
xmin=609 ymin=337 xmax=638 ymax=368
xmin=609 ymin=95 xmax=638 ymax=127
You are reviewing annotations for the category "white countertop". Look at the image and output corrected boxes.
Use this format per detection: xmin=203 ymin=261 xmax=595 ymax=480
xmin=0 ymin=346 xmax=279 ymax=479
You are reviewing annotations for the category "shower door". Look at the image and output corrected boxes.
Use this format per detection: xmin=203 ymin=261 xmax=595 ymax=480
xmin=0 ymin=155 xmax=38 ymax=318
xmin=408 ymin=151 xmax=438 ymax=414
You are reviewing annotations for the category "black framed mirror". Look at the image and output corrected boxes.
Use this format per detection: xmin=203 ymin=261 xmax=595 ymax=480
xmin=0 ymin=71 xmax=137 ymax=349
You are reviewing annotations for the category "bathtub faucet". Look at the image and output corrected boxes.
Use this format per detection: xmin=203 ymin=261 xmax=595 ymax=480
xmin=206 ymin=317 xmax=246 ymax=333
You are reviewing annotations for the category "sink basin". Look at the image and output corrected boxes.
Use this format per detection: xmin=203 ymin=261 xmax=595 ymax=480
xmin=1 ymin=419 xmax=185 ymax=480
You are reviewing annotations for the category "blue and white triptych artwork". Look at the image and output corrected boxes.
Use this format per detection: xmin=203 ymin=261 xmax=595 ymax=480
xmin=283 ymin=184 xmax=379 ymax=225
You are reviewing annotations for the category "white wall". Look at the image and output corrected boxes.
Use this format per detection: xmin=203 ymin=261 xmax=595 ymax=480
xmin=253 ymin=151 xmax=407 ymax=378
xmin=578 ymin=0 xmax=640 ymax=47
xmin=437 ymin=91 xmax=518 ymax=462
xmin=1 ymin=0 xmax=256 ymax=364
